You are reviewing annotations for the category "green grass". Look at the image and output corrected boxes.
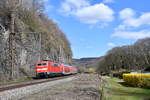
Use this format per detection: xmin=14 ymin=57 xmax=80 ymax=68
xmin=102 ymin=76 xmax=150 ymax=100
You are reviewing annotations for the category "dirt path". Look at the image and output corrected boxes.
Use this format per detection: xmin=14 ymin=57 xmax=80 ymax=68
xmin=21 ymin=74 xmax=101 ymax=100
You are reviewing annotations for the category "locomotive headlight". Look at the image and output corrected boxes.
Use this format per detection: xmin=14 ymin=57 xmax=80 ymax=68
xmin=37 ymin=68 xmax=47 ymax=71
xmin=42 ymin=68 xmax=48 ymax=70
xmin=37 ymin=69 xmax=41 ymax=71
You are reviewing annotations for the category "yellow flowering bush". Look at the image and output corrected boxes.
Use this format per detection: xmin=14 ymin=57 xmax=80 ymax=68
xmin=123 ymin=73 xmax=150 ymax=88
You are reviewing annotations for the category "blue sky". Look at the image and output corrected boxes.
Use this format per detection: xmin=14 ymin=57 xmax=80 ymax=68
xmin=44 ymin=0 xmax=150 ymax=58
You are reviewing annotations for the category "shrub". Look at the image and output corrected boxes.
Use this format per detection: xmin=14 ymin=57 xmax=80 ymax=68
xmin=112 ymin=71 xmax=130 ymax=79
xmin=123 ymin=73 xmax=150 ymax=88
xmin=77 ymin=67 xmax=86 ymax=73
xmin=86 ymin=68 xmax=96 ymax=73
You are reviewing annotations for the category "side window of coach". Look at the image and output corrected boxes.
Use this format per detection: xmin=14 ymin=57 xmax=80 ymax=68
xmin=51 ymin=64 xmax=60 ymax=67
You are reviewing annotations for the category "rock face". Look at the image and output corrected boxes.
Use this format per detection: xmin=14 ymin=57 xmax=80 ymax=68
xmin=0 ymin=9 xmax=72 ymax=81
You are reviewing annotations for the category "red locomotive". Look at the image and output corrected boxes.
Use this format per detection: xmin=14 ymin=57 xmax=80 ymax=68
xmin=35 ymin=60 xmax=77 ymax=78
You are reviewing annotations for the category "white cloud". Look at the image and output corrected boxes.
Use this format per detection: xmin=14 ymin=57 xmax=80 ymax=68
xmin=118 ymin=8 xmax=150 ymax=29
xmin=75 ymin=3 xmax=114 ymax=24
xmin=113 ymin=8 xmax=150 ymax=40
xmin=107 ymin=42 xmax=116 ymax=47
xmin=115 ymin=24 xmax=126 ymax=31
xmin=89 ymin=23 xmax=108 ymax=29
xmin=112 ymin=29 xmax=150 ymax=39
xmin=103 ymin=0 xmax=114 ymax=4
xmin=99 ymin=23 xmax=109 ymax=28
xmin=137 ymin=13 xmax=150 ymax=26
xmin=59 ymin=0 xmax=89 ymax=15
xmin=119 ymin=8 xmax=135 ymax=20
xmin=59 ymin=0 xmax=114 ymax=24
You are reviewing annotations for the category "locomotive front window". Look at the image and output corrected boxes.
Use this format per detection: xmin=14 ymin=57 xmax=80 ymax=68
xmin=43 ymin=63 xmax=47 ymax=66
xmin=37 ymin=63 xmax=47 ymax=66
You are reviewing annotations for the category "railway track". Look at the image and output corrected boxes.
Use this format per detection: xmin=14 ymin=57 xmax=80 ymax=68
xmin=0 ymin=75 xmax=75 ymax=92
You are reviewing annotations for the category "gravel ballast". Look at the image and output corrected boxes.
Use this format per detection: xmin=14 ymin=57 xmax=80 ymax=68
xmin=0 ymin=77 xmax=75 ymax=100
xmin=21 ymin=74 xmax=101 ymax=100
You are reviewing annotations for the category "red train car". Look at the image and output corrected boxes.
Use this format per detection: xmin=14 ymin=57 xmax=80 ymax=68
xmin=62 ymin=64 xmax=72 ymax=75
xmin=70 ymin=66 xmax=78 ymax=74
xmin=35 ymin=60 xmax=77 ymax=78
xmin=36 ymin=61 xmax=63 ymax=78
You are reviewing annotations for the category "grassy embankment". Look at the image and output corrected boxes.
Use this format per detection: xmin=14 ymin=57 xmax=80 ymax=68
xmin=102 ymin=76 xmax=150 ymax=100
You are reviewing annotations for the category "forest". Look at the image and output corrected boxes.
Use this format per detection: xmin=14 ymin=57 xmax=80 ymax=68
xmin=97 ymin=38 xmax=150 ymax=73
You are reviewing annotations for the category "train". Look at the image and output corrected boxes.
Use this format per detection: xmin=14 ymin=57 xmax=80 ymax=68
xmin=35 ymin=60 xmax=77 ymax=78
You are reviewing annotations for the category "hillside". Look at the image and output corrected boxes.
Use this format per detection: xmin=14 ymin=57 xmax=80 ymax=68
xmin=0 ymin=0 xmax=72 ymax=81
xmin=72 ymin=57 xmax=100 ymax=68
